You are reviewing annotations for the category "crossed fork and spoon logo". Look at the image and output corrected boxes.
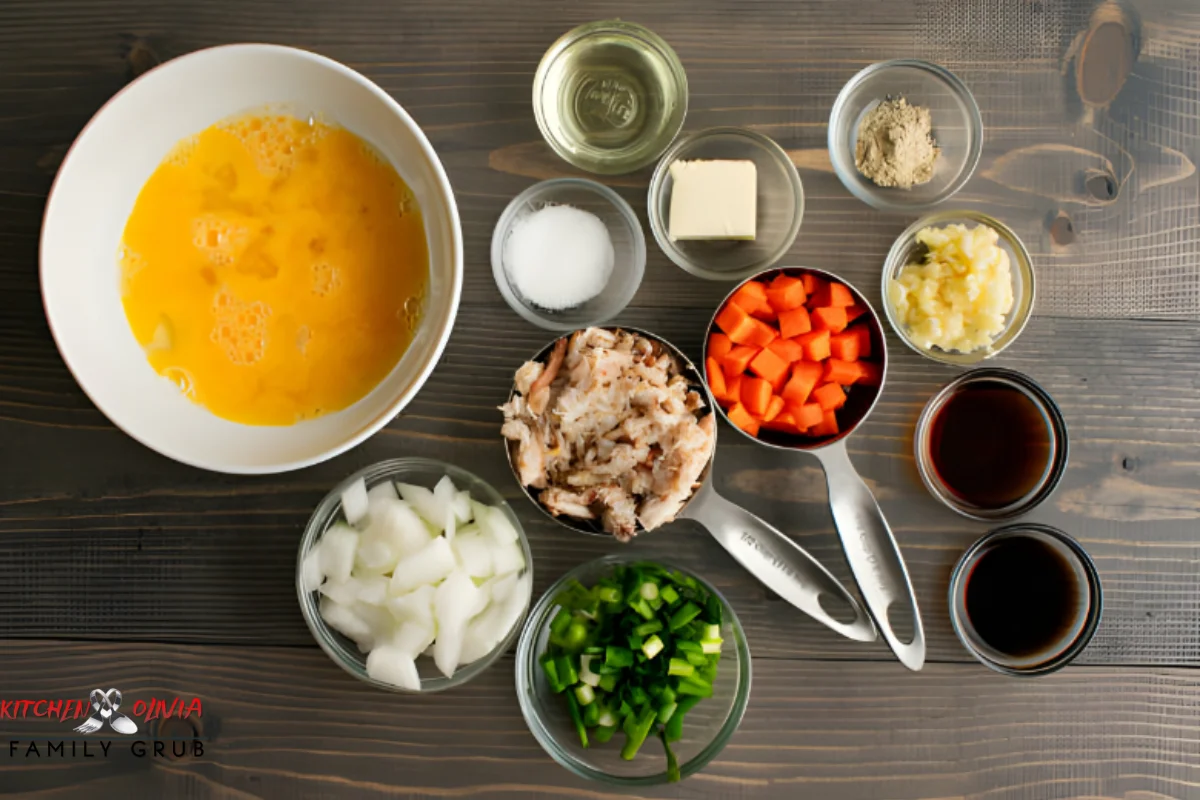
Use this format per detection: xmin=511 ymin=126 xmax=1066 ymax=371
xmin=73 ymin=688 xmax=138 ymax=735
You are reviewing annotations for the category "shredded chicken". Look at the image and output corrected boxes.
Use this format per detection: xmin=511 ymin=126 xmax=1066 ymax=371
xmin=500 ymin=328 xmax=715 ymax=541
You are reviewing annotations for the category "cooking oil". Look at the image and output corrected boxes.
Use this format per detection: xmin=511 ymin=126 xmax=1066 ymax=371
xmin=535 ymin=21 xmax=687 ymax=174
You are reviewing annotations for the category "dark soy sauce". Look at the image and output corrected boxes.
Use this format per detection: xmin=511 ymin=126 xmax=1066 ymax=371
xmin=929 ymin=380 xmax=1052 ymax=509
xmin=965 ymin=536 xmax=1081 ymax=658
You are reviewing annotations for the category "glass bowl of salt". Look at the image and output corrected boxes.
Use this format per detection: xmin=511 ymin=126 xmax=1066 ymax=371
xmin=491 ymin=178 xmax=645 ymax=331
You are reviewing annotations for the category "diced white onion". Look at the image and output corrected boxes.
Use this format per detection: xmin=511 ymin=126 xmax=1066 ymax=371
xmin=397 ymin=483 xmax=444 ymax=531
xmin=341 ymin=478 xmax=370 ymax=528
xmin=365 ymin=646 xmax=420 ymax=691
xmin=320 ymin=524 xmax=359 ymax=584
xmin=317 ymin=472 xmax=527 ymax=691
xmin=491 ymin=539 xmax=526 ymax=577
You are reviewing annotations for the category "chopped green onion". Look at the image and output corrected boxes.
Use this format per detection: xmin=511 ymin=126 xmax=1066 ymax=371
xmin=620 ymin=707 xmax=657 ymax=760
xmin=579 ymin=655 xmax=602 ymax=687
xmin=556 ymin=655 xmax=578 ymax=687
xmin=537 ymin=561 xmax=721 ymax=781
xmin=562 ymin=620 xmax=588 ymax=651
xmin=641 ymin=635 xmax=665 ymax=660
xmin=596 ymin=586 xmax=621 ymax=604
xmin=629 ymin=597 xmax=655 ymax=620
xmin=605 ymin=646 xmax=633 ymax=668
xmin=677 ymin=677 xmax=713 ymax=698
xmin=669 ymin=602 xmax=702 ymax=632
xmin=566 ymin=692 xmax=588 ymax=748
xmin=634 ymin=619 xmax=663 ymax=636
xmin=668 ymin=658 xmax=694 ymax=677
xmin=549 ymin=607 xmax=572 ymax=637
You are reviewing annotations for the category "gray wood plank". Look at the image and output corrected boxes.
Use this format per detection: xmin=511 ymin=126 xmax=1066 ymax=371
xmin=0 ymin=307 xmax=1197 ymax=665
xmin=0 ymin=0 xmax=1197 ymax=317
xmin=0 ymin=640 xmax=1196 ymax=800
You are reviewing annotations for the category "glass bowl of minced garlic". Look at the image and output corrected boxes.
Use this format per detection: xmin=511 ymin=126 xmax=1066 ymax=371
xmin=881 ymin=210 xmax=1036 ymax=366
xmin=828 ymin=59 xmax=982 ymax=213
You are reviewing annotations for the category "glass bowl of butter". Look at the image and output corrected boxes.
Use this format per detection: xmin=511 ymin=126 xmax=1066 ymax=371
xmin=647 ymin=127 xmax=804 ymax=281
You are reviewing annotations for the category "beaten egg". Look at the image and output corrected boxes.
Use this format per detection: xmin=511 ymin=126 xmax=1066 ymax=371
xmin=119 ymin=112 xmax=428 ymax=426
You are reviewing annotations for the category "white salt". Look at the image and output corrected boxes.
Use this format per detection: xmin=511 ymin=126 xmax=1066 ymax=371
xmin=504 ymin=204 xmax=614 ymax=311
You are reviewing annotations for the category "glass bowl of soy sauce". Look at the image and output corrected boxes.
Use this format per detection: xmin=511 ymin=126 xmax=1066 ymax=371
xmin=949 ymin=524 xmax=1102 ymax=676
xmin=914 ymin=367 xmax=1068 ymax=521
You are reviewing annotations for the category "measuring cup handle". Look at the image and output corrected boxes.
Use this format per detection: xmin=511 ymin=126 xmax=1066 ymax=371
xmin=816 ymin=441 xmax=925 ymax=671
xmin=681 ymin=481 xmax=877 ymax=643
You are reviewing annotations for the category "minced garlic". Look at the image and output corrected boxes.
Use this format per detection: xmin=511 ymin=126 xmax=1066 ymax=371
xmin=887 ymin=223 xmax=1013 ymax=354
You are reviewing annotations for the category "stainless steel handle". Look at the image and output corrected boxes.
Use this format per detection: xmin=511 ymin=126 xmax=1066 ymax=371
xmin=814 ymin=441 xmax=925 ymax=671
xmin=681 ymin=480 xmax=877 ymax=643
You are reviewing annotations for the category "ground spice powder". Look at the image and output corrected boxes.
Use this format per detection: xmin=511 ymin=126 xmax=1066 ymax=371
xmin=854 ymin=97 xmax=940 ymax=189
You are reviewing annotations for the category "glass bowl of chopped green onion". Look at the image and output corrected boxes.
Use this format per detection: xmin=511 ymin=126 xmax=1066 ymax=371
xmin=515 ymin=554 xmax=751 ymax=784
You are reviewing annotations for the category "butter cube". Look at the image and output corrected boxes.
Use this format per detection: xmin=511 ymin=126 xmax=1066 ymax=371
xmin=667 ymin=159 xmax=757 ymax=241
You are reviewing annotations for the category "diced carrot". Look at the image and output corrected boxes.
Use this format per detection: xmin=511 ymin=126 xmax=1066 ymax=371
xmin=812 ymin=382 xmax=847 ymax=411
xmin=721 ymin=345 xmax=759 ymax=376
xmin=731 ymin=281 xmax=776 ymax=320
xmin=762 ymin=410 xmax=799 ymax=433
xmin=725 ymin=373 xmax=744 ymax=403
xmin=787 ymin=401 xmax=824 ymax=430
xmin=810 ymin=409 xmax=840 ymax=437
xmin=856 ymin=361 xmax=883 ymax=386
xmin=741 ymin=376 xmax=773 ymax=417
xmin=811 ymin=306 xmax=849 ymax=334
xmin=811 ymin=281 xmax=856 ymax=308
xmin=781 ymin=361 xmax=823 ymax=404
xmin=708 ymin=332 xmax=733 ymax=361
xmin=762 ymin=395 xmax=786 ymax=423
xmin=845 ymin=304 xmax=869 ymax=324
xmin=829 ymin=332 xmax=860 ymax=362
xmin=749 ymin=347 xmax=790 ymax=388
xmin=715 ymin=301 xmax=750 ymax=337
xmin=823 ymin=358 xmax=861 ymax=386
xmin=849 ymin=324 xmax=873 ymax=358
xmin=726 ymin=402 xmax=760 ymax=437
xmin=800 ymin=274 xmax=825 ymax=296
xmin=765 ymin=274 xmax=807 ymax=312
xmin=741 ymin=318 xmax=779 ymax=348
xmin=768 ymin=337 xmax=806 ymax=363
xmin=794 ymin=330 xmax=831 ymax=361
xmin=706 ymin=358 xmax=728 ymax=400
xmin=777 ymin=306 xmax=812 ymax=339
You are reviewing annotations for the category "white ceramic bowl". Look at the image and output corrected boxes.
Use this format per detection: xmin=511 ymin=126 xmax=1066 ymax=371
xmin=40 ymin=44 xmax=462 ymax=474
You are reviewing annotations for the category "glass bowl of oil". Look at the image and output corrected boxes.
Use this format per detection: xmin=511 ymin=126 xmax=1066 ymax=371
xmin=534 ymin=20 xmax=688 ymax=175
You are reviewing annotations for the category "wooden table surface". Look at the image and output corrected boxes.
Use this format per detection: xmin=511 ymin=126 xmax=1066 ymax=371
xmin=2 ymin=0 xmax=1199 ymax=798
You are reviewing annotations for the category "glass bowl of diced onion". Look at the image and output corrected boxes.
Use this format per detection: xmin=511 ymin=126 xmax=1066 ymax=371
xmin=514 ymin=554 xmax=751 ymax=785
xmin=297 ymin=458 xmax=533 ymax=693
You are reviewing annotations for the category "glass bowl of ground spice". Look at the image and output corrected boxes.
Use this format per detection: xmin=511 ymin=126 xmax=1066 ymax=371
xmin=492 ymin=178 xmax=646 ymax=331
xmin=828 ymin=59 xmax=982 ymax=213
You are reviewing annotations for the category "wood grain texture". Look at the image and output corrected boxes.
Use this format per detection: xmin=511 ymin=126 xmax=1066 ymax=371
xmin=1 ymin=308 xmax=1199 ymax=666
xmin=1 ymin=0 xmax=1199 ymax=317
xmin=0 ymin=640 xmax=1197 ymax=800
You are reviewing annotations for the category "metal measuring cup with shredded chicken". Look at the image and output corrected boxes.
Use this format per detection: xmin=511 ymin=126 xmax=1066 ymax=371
xmin=500 ymin=327 xmax=715 ymax=541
